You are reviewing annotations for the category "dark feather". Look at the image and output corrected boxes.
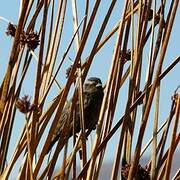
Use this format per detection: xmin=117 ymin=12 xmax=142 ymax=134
xmin=47 ymin=77 xmax=104 ymax=153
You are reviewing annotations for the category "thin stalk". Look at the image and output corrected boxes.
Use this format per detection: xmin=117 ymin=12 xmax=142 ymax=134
xmin=151 ymin=84 xmax=160 ymax=179
xmin=71 ymin=0 xmax=87 ymax=170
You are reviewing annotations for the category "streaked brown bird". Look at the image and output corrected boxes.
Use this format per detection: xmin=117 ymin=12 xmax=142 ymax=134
xmin=47 ymin=77 xmax=104 ymax=153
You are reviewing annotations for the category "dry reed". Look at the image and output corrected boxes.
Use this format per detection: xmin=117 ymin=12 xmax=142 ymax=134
xmin=0 ymin=0 xmax=179 ymax=180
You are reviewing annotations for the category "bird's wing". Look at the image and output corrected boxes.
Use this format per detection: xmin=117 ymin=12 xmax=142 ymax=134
xmin=54 ymin=101 xmax=72 ymax=137
xmin=82 ymin=91 xmax=92 ymax=109
xmin=46 ymin=101 xmax=72 ymax=153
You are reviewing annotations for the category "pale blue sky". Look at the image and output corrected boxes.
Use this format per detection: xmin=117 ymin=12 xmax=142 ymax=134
xmin=0 ymin=1 xmax=180 ymax=178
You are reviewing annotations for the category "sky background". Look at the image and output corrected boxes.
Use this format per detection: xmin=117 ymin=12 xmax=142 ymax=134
xmin=0 ymin=1 xmax=180 ymax=179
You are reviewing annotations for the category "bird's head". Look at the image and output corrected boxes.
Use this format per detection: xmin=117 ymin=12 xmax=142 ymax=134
xmin=84 ymin=77 xmax=103 ymax=92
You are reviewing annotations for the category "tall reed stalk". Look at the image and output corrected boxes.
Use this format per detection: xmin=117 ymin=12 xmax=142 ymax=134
xmin=0 ymin=0 xmax=179 ymax=179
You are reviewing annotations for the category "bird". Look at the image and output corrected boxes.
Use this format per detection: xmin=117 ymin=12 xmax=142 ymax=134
xmin=47 ymin=77 xmax=104 ymax=153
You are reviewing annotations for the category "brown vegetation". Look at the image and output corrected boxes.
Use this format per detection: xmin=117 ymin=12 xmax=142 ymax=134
xmin=0 ymin=0 xmax=179 ymax=179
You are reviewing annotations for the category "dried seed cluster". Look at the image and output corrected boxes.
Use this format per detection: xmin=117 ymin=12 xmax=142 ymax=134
xmin=66 ymin=65 xmax=73 ymax=78
xmin=20 ymin=31 xmax=40 ymax=50
xmin=6 ymin=22 xmax=40 ymax=50
xmin=15 ymin=95 xmax=39 ymax=114
xmin=121 ymin=163 xmax=150 ymax=180
xmin=6 ymin=23 xmax=16 ymax=37
xmin=119 ymin=49 xmax=132 ymax=63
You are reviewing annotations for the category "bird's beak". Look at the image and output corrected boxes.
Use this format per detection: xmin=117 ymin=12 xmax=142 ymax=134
xmin=96 ymin=83 xmax=102 ymax=87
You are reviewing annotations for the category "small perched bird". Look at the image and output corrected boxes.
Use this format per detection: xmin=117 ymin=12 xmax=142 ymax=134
xmin=47 ymin=77 xmax=104 ymax=153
